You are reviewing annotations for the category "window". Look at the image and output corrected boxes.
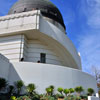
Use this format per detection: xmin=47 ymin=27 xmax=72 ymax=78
xmin=40 ymin=53 xmax=46 ymax=63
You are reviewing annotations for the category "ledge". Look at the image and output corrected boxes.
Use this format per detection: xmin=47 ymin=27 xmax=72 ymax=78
xmin=0 ymin=10 xmax=40 ymax=21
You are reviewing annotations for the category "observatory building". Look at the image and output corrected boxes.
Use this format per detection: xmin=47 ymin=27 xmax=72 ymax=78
xmin=0 ymin=0 xmax=97 ymax=93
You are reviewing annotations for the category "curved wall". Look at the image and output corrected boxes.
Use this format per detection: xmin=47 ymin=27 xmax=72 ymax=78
xmin=44 ymin=17 xmax=65 ymax=32
xmin=8 ymin=62 xmax=97 ymax=94
xmin=0 ymin=11 xmax=81 ymax=69
xmin=25 ymin=40 xmax=63 ymax=65
xmin=39 ymin=15 xmax=81 ymax=69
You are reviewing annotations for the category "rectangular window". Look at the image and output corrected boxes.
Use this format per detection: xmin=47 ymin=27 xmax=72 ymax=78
xmin=40 ymin=53 xmax=46 ymax=63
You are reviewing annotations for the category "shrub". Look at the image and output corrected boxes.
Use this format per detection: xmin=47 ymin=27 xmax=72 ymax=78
xmin=46 ymin=85 xmax=55 ymax=96
xmin=87 ymin=88 xmax=94 ymax=96
xmin=10 ymin=96 xmax=16 ymax=100
xmin=57 ymin=87 xmax=63 ymax=95
xmin=8 ymin=85 xmax=14 ymax=96
xmin=69 ymin=88 xmax=75 ymax=94
xmin=64 ymin=95 xmax=75 ymax=100
xmin=63 ymin=89 xmax=69 ymax=96
xmin=46 ymin=88 xmax=52 ymax=95
xmin=55 ymin=93 xmax=61 ymax=99
xmin=15 ymin=80 xmax=24 ymax=96
xmin=0 ymin=95 xmax=7 ymax=100
xmin=0 ymin=77 xmax=7 ymax=91
xmin=27 ymin=83 xmax=36 ymax=94
xmin=17 ymin=96 xmax=31 ymax=100
xmin=40 ymin=95 xmax=55 ymax=100
xmin=75 ymin=86 xmax=84 ymax=96
xmin=75 ymin=96 xmax=81 ymax=100
xmin=49 ymin=85 xmax=54 ymax=90
xmin=80 ymin=95 xmax=88 ymax=99
xmin=27 ymin=83 xmax=37 ymax=99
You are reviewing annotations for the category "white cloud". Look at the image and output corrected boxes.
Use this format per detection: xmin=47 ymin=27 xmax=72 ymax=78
xmin=78 ymin=0 xmax=100 ymax=73
xmin=80 ymin=0 xmax=100 ymax=29
xmin=78 ymin=33 xmax=100 ymax=72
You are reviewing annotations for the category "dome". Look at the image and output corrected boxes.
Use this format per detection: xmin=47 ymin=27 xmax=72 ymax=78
xmin=8 ymin=0 xmax=65 ymax=29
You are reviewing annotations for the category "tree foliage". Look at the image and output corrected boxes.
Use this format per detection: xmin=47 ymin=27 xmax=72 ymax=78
xmin=63 ymin=89 xmax=69 ymax=96
xmin=87 ymin=88 xmax=94 ymax=96
xmin=69 ymin=88 xmax=75 ymax=94
xmin=15 ymin=80 xmax=24 ymax=96
xmin=75 ymin=86 xmax=84 ymax=93
xmin=57 ymin=87 xmax=63 ymax=95
xmin=0 ymin=77 xmax=7 ymax=91
xmin=27 ymin=83 xmax=36 ymax=93
xmin=46 ymin=85 xmax=55 ymax=96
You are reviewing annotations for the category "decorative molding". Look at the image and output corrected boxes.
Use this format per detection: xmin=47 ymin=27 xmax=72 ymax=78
xmin=0 ymin=10 xmax=40 ymax=21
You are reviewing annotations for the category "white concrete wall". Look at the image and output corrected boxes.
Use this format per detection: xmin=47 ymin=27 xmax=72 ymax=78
xmin=44 ymin=17 xmax=65 ymax=33
xmin=0 ymin=33 xmax=79 ymax=67
xmin=0 ymin=35 xmax=24 ymax=62
xmin=88 ymin=96 xmax=99 ymax=100
xmin=39 ymin=16 xmax=81 ymax=69
xmin=25 ymin=40 xmax=62 ymax=65
xmin=0 ymin=54 xmax=10 ymax=80
xmin=8 ymin=62 xmax=97 ymax=94
xmin=0 ymin=10 xmax=39 ymax=35
xmin=0 ymin=10 xmax=81 ymax=69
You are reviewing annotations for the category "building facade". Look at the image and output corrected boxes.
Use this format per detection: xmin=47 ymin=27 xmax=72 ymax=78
xmin=0 ymin=0 xmax=97 ymax=93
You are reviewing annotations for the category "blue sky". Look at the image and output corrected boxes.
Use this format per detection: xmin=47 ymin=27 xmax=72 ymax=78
xmin=0 ymin=0 xmax=100 ymax=73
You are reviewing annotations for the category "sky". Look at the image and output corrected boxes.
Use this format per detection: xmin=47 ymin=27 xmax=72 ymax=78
xmin=0 ymin=0 xmax=100 ymax=73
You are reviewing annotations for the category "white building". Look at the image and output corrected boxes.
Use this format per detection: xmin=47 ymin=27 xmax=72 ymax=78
xmin=0 ymin=0 xmax=97 ymax=93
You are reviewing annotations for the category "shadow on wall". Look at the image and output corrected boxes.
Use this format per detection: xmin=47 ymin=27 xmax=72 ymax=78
xmin=7 ymin=63 xmax=22 ymax=85
xmin=0 ymin=53 xmax=21 ymax=83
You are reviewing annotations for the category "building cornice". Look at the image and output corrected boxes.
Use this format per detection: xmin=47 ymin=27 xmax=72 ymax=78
xmin=0 ymin=10 xmax=40 ymax=21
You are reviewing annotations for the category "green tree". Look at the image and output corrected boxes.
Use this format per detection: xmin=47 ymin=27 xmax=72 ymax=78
xmin=15 ymin=80 xmax=24 ymax=96
xmin=87 ymin=88 xmax=94 ymax=96
xmin=46 ymin=85 xmax=55 ymax=96
xmin=0 ymin=77 xmax=7 ymax=91
xmin=75 ymin=86 xmax=84 ymax=96
xmin=27 ymin=83 xmax=40 ymax=100
xmin=57 ymin=87 xmax=63 ymax=95
xmin=69 ymin=88 xmax=75 ymax=95
xmin=7 ymin=85 xmax=14 ymax=98
xmin=49 ymin=85 xmax=54 ymax=91
xmin=46 ymin=88 xmax=52 ymax=96
xmin=63 ymin=89 xmax=69 ymax=96
xmin=27 ymin=83 xmax=36 ymax=96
